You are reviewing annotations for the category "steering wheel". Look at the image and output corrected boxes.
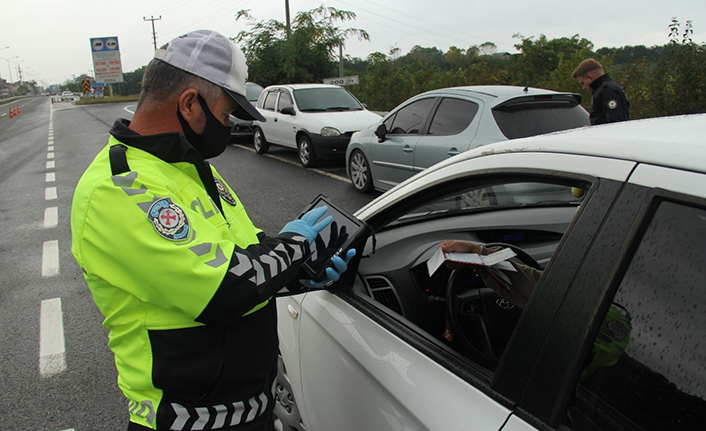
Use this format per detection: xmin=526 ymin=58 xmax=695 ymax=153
xmin=445 ymin=243 xmax=541 ymax=369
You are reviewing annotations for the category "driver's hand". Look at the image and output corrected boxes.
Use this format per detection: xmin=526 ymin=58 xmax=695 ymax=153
xmin=439 ymin=240 xmax=483 ymax=270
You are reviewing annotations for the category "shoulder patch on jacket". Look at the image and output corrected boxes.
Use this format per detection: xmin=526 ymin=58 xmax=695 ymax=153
xmin=147 ymin=198 xmax=190 ymax=241
xmin=214 ymin=178 xmax=237 ymax=206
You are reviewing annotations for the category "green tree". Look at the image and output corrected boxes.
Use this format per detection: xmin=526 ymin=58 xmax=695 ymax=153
xmin=113 ymin=66 xmax=146 ymax=96
xmin=397 ymin=46 xmax=445 ymax=69
xmin=510 ymin=34 xmax=595 ymax=88
xmin=445 ymin=46 xmax=467 ymax=70
xmin=234 ymin=6 xmax=369 ymax=86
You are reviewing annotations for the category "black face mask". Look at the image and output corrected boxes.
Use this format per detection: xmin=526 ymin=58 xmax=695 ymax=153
xmin=177 ymin=94 xmax=232 ymax=159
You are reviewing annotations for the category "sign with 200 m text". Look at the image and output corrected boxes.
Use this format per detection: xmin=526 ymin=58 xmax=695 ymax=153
xmin=90 ymin=37 xmax=124 ymax=84
xmin=323 ymin=75 xmax=359 ymax=86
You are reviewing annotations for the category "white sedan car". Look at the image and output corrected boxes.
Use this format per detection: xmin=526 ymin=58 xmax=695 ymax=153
xmin=275 ymin=114 xmax=706 ymax=431
xmin=252 ymin=84 xmax=381 ymax=168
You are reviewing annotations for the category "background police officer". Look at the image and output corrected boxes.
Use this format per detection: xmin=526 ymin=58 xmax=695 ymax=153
xmin=573 ymin=58 xmax=630 ymax=125
xmin=71 ymin=30 xmax=354 ymax=431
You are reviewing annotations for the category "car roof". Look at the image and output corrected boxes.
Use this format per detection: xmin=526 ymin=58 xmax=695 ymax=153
xmin=432 ymin=114 xmax=706 ymax=174
xmin=263 ymin=83 xmax=342 ymax=91
xmin=418 ymin=85 xmax=574 ymax=100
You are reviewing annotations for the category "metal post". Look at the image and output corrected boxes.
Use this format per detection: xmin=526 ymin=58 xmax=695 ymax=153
xmin=285 ymin=0 xmax=291 ymax=37
xmin=339 ymin=43 xmax=343 ymax=78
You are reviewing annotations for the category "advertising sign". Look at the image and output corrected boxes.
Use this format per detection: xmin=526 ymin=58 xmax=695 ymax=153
xmin=90 ymin=37 xmax=124 ymax=84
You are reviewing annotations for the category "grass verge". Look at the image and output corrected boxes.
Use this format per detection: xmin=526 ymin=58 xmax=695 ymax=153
xmin=76 ymin=95 xmax=140 ymax=105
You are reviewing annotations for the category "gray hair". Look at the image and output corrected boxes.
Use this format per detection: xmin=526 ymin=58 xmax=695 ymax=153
xmin=137 ymin=58 xmax=224 ymax=111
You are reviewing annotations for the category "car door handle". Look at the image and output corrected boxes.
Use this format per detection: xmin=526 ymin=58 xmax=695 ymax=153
xmin=287 ymin=304 xmax=299 ymax=319
xmin=402 ymin=146 xmax=413 ymax=153
xmin=274 ymin=118 xmax=278 ymax=122
xmin=447 ymin=148 xmax=460 ymax=156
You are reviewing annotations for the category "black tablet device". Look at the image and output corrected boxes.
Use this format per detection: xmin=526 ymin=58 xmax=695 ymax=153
xmin=298 ymin=194 xmax=370 ymax=282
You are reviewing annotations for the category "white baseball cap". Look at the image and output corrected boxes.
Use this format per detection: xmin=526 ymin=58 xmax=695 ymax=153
xmin=155 ymin=30 xmax=266 ymax=122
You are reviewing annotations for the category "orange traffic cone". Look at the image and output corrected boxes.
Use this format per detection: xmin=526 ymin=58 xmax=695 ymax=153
xmin=16 ymin=104 xmax=20 ymax=115
xmin=9 ymin=106 xmax=14 ymax=119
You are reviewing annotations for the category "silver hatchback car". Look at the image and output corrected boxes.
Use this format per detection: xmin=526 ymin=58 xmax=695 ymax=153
xmin=346 ymin=85 xmax=590 ymax=192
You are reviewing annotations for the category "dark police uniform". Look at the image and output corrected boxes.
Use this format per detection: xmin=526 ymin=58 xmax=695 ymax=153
xmin=589 ymin=73 xmax=630 ymax=125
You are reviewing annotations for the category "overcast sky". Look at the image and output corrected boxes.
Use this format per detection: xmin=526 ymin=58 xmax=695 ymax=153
xmin=1 ymin=0 xmax=704 ymax=86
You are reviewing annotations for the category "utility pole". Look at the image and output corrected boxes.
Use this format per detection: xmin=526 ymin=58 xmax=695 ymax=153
xmin=143 ymin=15 xmax=162 ymax=50
xmin=285 ymin=0 xmax=291 ymax=37
xmin=339 ymin=43 xmax=343 ymax=77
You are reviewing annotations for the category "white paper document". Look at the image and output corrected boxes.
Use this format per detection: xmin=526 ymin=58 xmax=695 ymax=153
xmin=427 ymin=247 xmax=518 ymax=277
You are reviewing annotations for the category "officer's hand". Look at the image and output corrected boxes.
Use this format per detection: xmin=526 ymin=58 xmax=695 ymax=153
xmin=280 ymin=206 xmax=333 ymax=245
xmin=312 ymin=221 xmax=349 ymax=268
xmin=309 ymin=248 xmax=356 ymax=288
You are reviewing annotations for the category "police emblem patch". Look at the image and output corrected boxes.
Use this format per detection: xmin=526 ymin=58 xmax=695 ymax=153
xmin=147 ymin=198 xmax=190 ymax=241
xmin=214 ymin=178 xmax=237 ymax=206
xmin=607 ymin=99 xmax=618 ymax=110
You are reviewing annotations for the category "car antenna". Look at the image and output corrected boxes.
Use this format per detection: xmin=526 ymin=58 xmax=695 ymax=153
xmin=523 ymin=86 xmax=529 ymax=93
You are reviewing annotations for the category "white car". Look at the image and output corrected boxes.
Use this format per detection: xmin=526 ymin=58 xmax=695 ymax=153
xmin=252 ymin=84 xmax=382 ymax=167
xmin=60 ymin=91 xmax=75 ymax=102
xmin=275 ymin=114 xmax=706 ymax=431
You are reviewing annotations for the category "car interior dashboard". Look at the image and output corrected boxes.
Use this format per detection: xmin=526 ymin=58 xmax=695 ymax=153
xmin=349 ymin=206 xmax=575 ymax=348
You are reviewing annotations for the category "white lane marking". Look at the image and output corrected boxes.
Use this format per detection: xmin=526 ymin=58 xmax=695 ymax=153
xmin=46 ymin=172 xmax=55 ymax=182
xmin=48 ymin=145 xmax=54 ymax=151
xmin=44 ymin=207 xmax=58 ymax=228
xmin=125 ymin=105 xmax=137 ymax=114
xmin=39 ymin=298 xmax=66 ymax=377
xmin=47 ymin=161 xmax=55 ymax=169
xmin=47 ymin=152 xmax=54 ymax=159
xmin=230 ymin=143 xmax=350 ymax=184
xmin=45 ymin=187 xmax=57 ymax=200
xmin=42 ymin=240 xmax=60 ymax=277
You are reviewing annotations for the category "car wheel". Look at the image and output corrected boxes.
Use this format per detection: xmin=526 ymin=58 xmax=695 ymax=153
xmin=253 ymin=127 xmax=269 ymax=155
xmin=348 ymin=150 xmax=374 ymax=193
xmin=273 ymin=353 xmax=307 ymax=431
xmin=297 ymin=135 xmax=318 ymax=168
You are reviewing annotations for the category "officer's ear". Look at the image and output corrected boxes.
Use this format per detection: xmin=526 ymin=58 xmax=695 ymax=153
xmin=177 ymin=89 xmax=201 ymax=123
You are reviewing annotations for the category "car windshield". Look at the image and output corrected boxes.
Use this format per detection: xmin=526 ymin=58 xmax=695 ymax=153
xmin=492 ymin=100 xmax=590 ymax=139
xmin=391 ymin=182 xmax=584 ymax=226
xmin=293 ymin=87 xmax=364 ymax=112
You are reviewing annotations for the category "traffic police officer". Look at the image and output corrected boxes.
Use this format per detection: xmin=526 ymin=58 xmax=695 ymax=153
xmin=71 ymin=30 xmax=354 ymax=431
xmin=573 ymin=58 xmax=630 ymax=125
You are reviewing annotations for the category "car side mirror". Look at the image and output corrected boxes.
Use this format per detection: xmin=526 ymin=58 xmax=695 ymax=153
xmin=280 ymin=106 xmax=296 ymax=116
xmin=375 ymin=123 xmax=388 ymax=142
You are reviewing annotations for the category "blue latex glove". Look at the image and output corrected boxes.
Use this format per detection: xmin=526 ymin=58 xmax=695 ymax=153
xmin=280 ymin=206 xmax=333 ymax=244
xmin=310 ymin=248 xmax=357 ymax=288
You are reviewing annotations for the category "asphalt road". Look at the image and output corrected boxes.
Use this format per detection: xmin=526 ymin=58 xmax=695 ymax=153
xmin=0 ymin=97 xmax=379 ymax=430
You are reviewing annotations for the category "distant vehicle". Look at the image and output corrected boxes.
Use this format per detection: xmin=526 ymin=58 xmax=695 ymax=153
xmin=346 ymin=85 xmax=590 ymax=193
xmin=61 ymin=91 xmax=75 ymax=102
xmin=252 ymin=83 xmax=382 ymax=167
xmin=229 ymin=82 xmax=265 ymax=143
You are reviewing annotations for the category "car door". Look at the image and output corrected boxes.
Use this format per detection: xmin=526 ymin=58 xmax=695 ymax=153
xmin=369 ymin=97 xmax=435 ymax=190
xmin=413 ymin=97 xmax=482 ymax=174
xmin=269 ymin=88 xmax=299 ymax=149
xmin=505 ymin=164 xmax=706 ymax=431
xmin=286 ymin=152 xmax=636 ymax=431
xmin=258 ymin=89 xmax=280 ymax=141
